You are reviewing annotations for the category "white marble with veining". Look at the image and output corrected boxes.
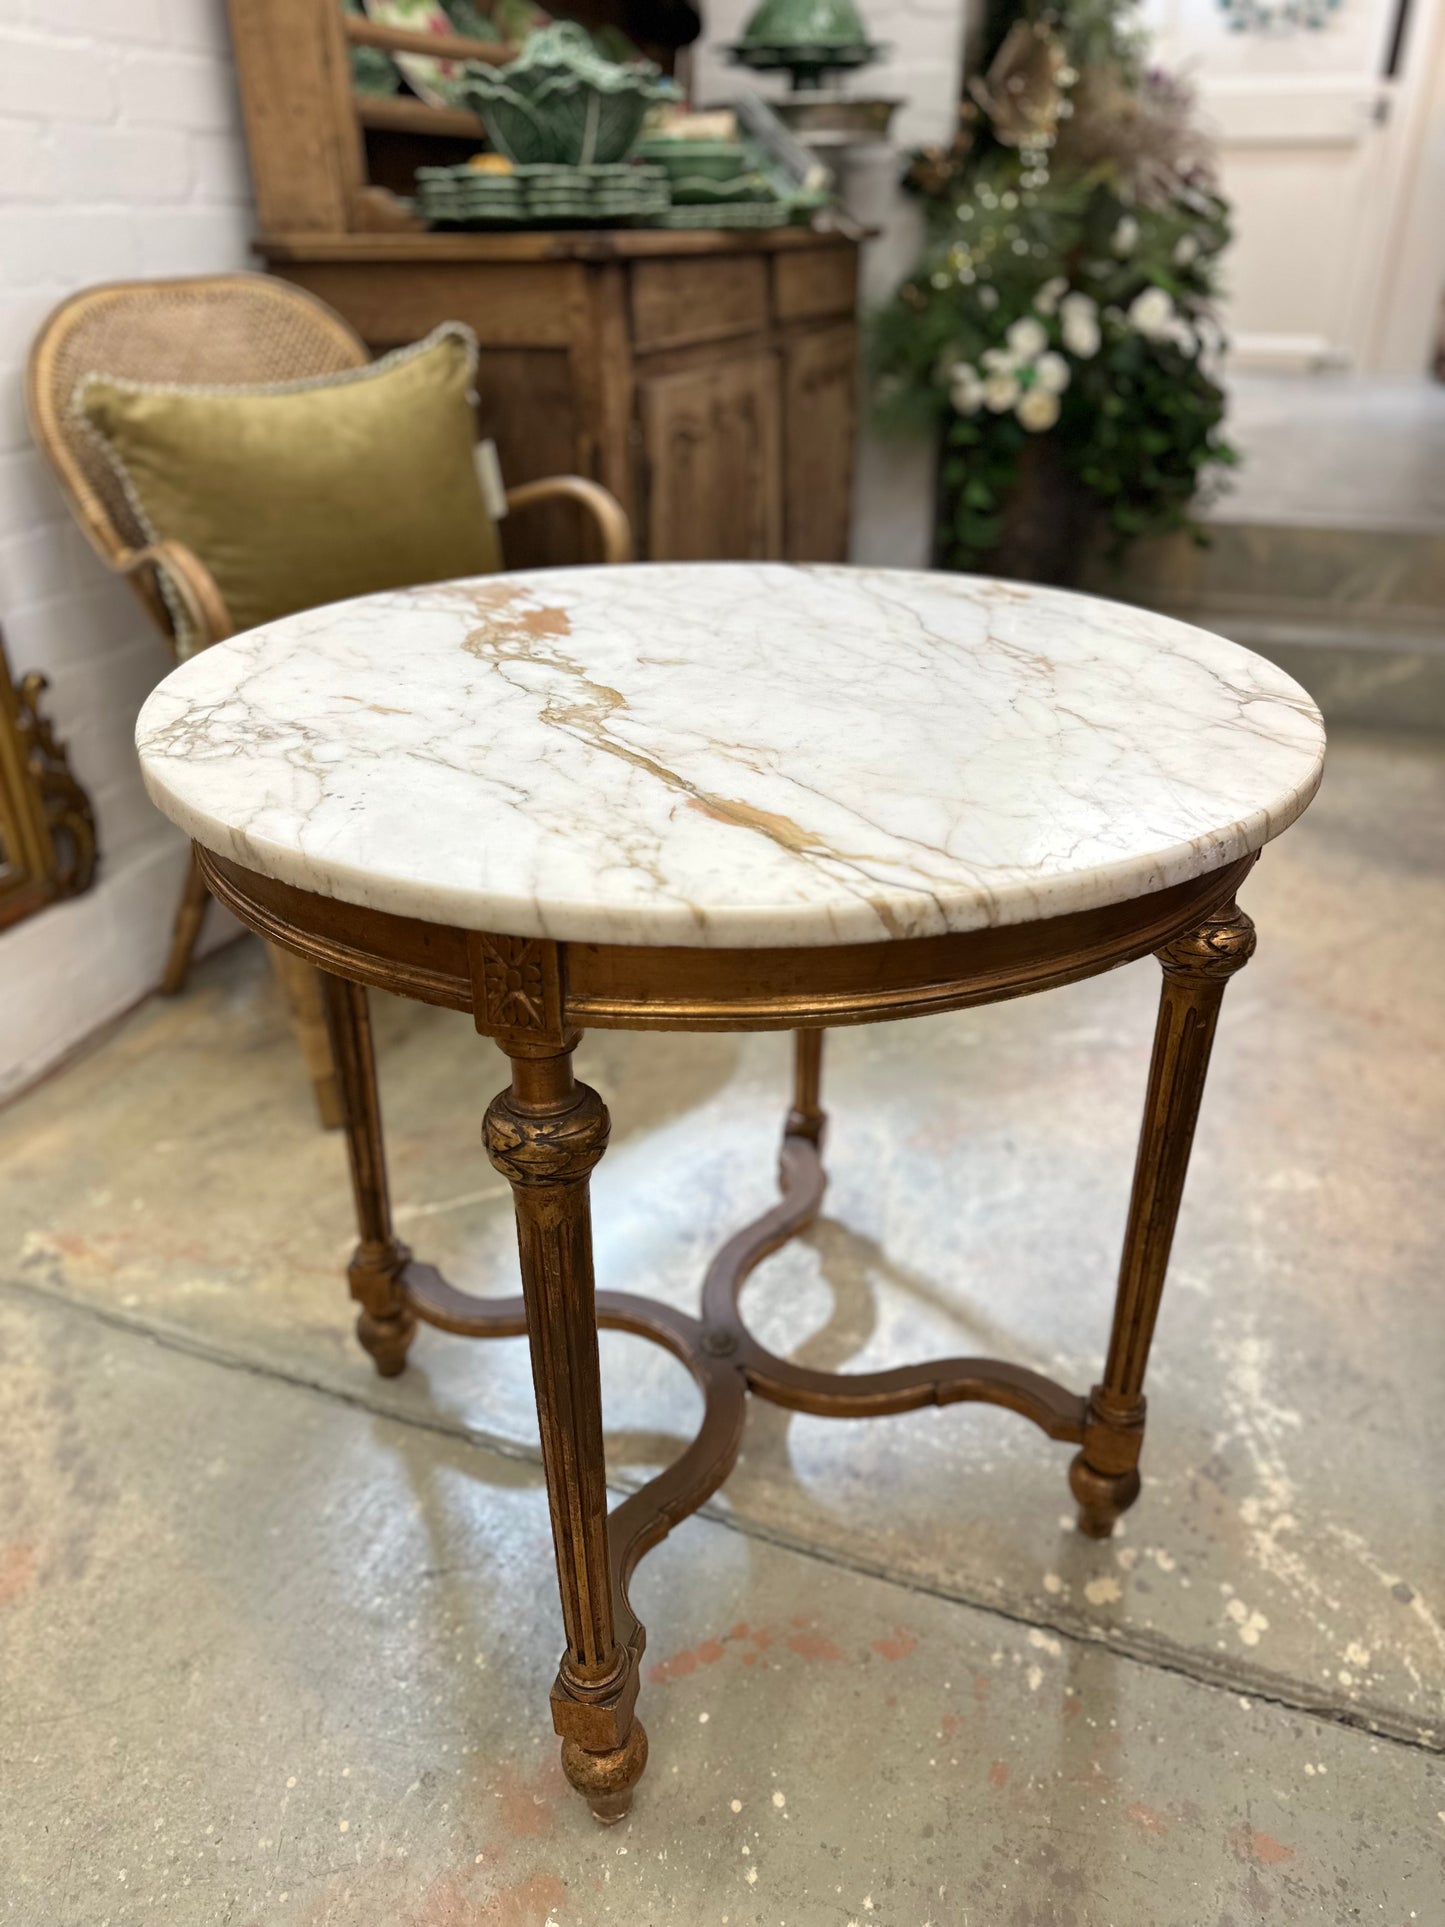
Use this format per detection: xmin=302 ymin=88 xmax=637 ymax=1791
xmin=135 ymin=564 xmax=1326 ymax=949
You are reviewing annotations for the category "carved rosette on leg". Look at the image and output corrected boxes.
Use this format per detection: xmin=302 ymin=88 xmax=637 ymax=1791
xmin=1071 ymin=899 xmax=1257 ymax=1537
xmin=319 ymin=972 xmax=416 ymax=1376
xmin=485 ymin=1040 xmax=647 ymax=1822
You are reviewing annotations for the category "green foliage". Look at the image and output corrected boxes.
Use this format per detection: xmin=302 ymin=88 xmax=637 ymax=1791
xmin=941 ymin=411 xmax=1026 ymax=560
xmin=870 ymin=0 xmax=1237 ymax=574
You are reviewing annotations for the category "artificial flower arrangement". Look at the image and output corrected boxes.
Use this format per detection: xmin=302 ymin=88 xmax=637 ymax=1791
xmin=872 ymin=0 xmax=1237 ymax=580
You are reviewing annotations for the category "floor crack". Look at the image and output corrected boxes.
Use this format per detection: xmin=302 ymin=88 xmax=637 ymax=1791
xmin=5 ymin=1270 xmax=1440 ymax=1762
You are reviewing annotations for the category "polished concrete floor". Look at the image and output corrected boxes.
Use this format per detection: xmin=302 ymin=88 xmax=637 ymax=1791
xmin=2 ymin=728 xmax=1442 ymax=1924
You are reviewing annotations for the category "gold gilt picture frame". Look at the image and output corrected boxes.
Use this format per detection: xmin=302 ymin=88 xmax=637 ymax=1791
xmin=0 ymin=625 xmax=97 ymax=931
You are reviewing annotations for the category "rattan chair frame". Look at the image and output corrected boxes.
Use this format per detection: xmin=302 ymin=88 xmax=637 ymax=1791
xmin=27 ymin=271 xmax=633 ymax=1126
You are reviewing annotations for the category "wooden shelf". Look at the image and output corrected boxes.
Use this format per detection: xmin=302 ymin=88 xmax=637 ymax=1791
xmin=343 ymin=14 xmax=515 ymax=63
xmin=354 ymin=92 xmax=487 ymax=139
xmin=259 ymin=223 xmax=862 ymax=264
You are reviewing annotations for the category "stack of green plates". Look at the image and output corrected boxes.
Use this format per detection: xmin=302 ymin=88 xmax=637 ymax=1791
xmin=634 ymin=133 xmax=819 ymax=228
xmin=416 ymin=163 xmax=670 ymax=228
xmin=415 ymin=167 xmax=525 ymax=224
xmin=650 ymin=200 xmax=799 ymax=229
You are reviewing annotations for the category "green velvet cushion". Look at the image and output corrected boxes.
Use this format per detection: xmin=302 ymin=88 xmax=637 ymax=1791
xmin=76 ymin=321 xmax=503 ymax=651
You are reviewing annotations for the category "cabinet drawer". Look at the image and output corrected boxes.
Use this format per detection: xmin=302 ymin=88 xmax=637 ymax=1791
xmin=631 ymin=257 xmax=770 ymax=353
xmin=279 ymin=261 xmax=582 ymax=349
xmin=772 ymin=246 xmax=858 ymax=324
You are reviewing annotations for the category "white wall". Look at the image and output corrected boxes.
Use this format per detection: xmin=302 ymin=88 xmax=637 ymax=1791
xmin=0 ymin=0 xmax=253 ymax=1101
xmin=690 ymin=0 xmax=966 ymax=566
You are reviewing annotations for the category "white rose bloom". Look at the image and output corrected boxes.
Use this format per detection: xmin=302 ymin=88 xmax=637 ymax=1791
xmin=1127 ymin=286 xmax=1177 ymax=342
xmin=1005 ymin=315 xmax=1048 ymax=359
xmin=1060 ymin=291 xmax=1101 ymax=358
xmin=1034 ymin=351 xmax=1070 ymax=394
xmin=981 ymin=345 xmax=1020 ymax=373
xmin=1111 ymin=214 xmax=1139 ymax=256
xmin=1174 ymin=234 xmax=1200 ymax=267
xmin=983 ymin=370 xmax=1022 ymax=412
xmin=1016 ymin=387 xmax=1061 ymax=432
xmin=1034 ymin=275 xmax=1068 ymax=316
xmin=948 ymin=361 xmax=984 ymax=415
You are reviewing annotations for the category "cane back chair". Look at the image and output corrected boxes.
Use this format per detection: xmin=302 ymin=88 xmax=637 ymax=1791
xmin=27 ymin=272 xmax=633 ymax=1124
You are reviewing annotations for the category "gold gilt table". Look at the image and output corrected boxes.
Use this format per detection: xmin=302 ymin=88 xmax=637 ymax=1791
xmin=136 ymin=564 xmax=1326 ymax=1822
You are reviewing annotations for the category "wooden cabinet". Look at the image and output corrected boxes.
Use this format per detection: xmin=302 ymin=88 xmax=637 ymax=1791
xmin=227 ymin=0 xmax=862 ymax=569
xmin=640 ymin=353 xmax=782 ymax=561
xmin=258 ymin=230 xmax=860 ymax=569
xmin=263 ymin=228 xmax=859 ymax=566
xmin=781 ymin=324 xmax=858 ymax=563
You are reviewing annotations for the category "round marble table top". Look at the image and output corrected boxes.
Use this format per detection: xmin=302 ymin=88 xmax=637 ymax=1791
xmin=136 ymin=564 xmax=1325 ymax=950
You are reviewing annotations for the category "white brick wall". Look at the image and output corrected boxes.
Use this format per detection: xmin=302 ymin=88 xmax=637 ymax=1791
xmin=0 ymin=0 xmax=253 ymax=1101
xmin=691 ymin=0 xmax=965 ymax=567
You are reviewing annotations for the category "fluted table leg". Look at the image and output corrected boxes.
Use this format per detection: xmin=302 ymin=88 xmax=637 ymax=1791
xmin=788 ymin=1027 xmax=827 ymax=1146
xmin=319 ymin=972 xmax=415 ymax=1376
xmin=1071 ymin=899 xmax=1258 ymax=1537
xmin=485 ymin=1037 xmax=646 ymax=1823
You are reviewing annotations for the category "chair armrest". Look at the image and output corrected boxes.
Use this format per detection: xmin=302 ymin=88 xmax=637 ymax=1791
xmin=118 ymin=540 xmax=234 ymax=653
xmin=504 ymin=475 xmax=634 ymax=566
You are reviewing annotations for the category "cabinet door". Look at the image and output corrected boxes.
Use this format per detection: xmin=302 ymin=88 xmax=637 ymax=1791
xmin=639 ymin=354 xmax=782 ymax=561
xmin=781 ymin=323 xmax=858 ymax=563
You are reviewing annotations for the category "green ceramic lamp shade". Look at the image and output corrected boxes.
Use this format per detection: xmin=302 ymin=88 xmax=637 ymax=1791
xmin=744 ymin=0 xmax=869 ymax=48
xmin=728 ymin=0 xmax=880 ymax=88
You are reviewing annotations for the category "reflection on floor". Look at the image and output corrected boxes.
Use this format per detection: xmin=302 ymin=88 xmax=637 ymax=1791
xmin=2 ymin=728 xmax=1442 ymax=1925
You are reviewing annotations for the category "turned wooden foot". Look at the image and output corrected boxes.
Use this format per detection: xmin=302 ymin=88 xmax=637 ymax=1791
xmin=562 ymin=1721 xmax=649 ymax=1825
xmin=354 ymin=1276 xmax=416 ymax=1377
xmin=1073 ymin=899 xmax=1256 ymax=1536
xmin=1069 ymin=1445 xmax=1142 ymax=1539
xmin=486 ymin=1034 xmax=646 ymax=1818
xmin=319 ymin=971 xmax=416 ymax=1378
